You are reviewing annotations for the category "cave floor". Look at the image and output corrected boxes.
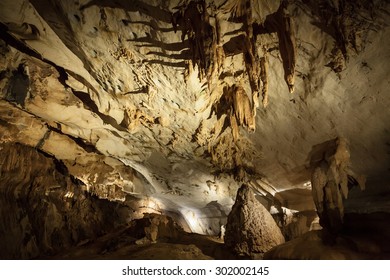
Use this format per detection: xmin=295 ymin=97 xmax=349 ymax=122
xmin=41 ymin=226 xmax=237 ymax=260
xmin=36 ymin=212 xmax=390 ymax=260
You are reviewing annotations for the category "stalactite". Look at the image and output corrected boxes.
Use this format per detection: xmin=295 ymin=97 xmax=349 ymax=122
xmin=232 ymin=85 xmax=255 ymax=131
xmin=213 ymin=12 xmax=225 ymax=78
xmin=280 ymin=12 xmax=296 ymax=94
xmin=261 ymin=0 xmax=296 ymax=93
xmin=206 ymin=83 xmax=256 ymax=176
xmin=221 ymin=0 xmax=260 ymax=115
xmin=260 ymin=55 xmax=269 ymax=108
xmin=230 ymin=114 xmax=239 ymax=142
xmin=243 ymin=35 xmax=261 ymax=103
xmin=172 ymin=0 xmax=216 ymax=80
xmin=211 ymin=84 xmax=255 ymax=144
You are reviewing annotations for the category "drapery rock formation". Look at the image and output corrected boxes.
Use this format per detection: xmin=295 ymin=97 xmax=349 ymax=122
xmin=0 ymin=0 xmax=390 ymax=259
xmin=225 ymin=184 xmax=285 ymax=258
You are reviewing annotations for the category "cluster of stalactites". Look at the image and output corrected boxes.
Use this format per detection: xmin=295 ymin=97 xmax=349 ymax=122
xmin=211 ymin=84 xmax=255 ymax=142
xmin=172 ymin=0 xmax=296 ymax=105
xmin=223 ymin=0 xmax=296 ymax=136
xmin=172 ymin=0 xmax=216 ymax=80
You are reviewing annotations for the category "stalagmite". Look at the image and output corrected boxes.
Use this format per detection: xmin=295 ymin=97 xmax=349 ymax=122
xmin=310 ymin=138 xmax=366 ymax=241
xmin=225 ymin=184 xmax=285 ymax=258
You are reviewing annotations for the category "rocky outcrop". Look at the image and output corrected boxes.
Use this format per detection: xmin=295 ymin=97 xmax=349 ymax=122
xmin=0 ymin=143 xmax=131 ymax=259
xmin=225 ymin=184 xmax=285 ymax=258
xmin=129 ymin=213 xmax=183 ymax=245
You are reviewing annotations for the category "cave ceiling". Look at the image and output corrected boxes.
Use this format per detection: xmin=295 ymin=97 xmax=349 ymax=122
xmin=0 ymin=0 xmax=389 ymax=232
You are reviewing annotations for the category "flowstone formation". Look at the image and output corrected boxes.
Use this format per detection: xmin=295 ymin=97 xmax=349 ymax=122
xmin=224 ymin=184 xmax=285 ymax=258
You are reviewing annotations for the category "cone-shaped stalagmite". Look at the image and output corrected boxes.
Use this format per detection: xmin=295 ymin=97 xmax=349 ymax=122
xmin=225 ymin=184 xmax=285 ymax=258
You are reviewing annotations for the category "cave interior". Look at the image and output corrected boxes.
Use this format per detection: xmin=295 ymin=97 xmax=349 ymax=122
xmin=0 ymin=0 xmax=389 ymax=260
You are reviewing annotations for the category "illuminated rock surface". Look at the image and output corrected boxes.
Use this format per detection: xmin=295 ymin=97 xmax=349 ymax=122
xmin=0 ymin=0 xmax=389 ymax=259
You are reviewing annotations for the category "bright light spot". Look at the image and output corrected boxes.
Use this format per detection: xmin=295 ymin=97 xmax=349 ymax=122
xmin=303 ymin=181 xmax=312 ymax=189
xmin=64 ymin=191 xmax=74 ymax=198
xmin=270 ymin=206 xmax=297 ymax=215
xmin=270 ymin=206 xmax=279 ymax=214
xmin=139 ymin=197 xmax=162 ymax=214
xmin=179 ymin=208 xmax=204 ymax=234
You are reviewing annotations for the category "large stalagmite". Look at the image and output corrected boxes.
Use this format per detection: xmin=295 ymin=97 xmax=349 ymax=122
xmin=224 ymin=184 xmax=285 ymax=258
xmin=310 ymin=137 xmax=365 ymax=242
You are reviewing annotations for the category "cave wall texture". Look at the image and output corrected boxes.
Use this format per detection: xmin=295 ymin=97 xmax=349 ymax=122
xmin=0 ymin=0 xmax=390 ymax=257
xmin=0 ymin=143 xmax=132 ymax=258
